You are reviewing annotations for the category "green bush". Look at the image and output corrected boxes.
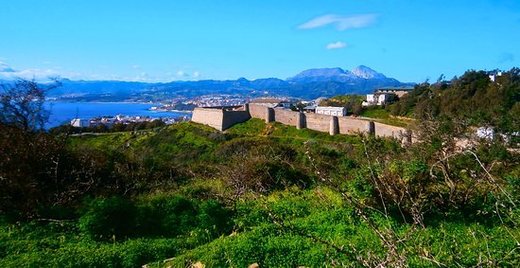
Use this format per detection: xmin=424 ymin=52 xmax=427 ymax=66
xmin=79 ymin=197 xmax=137 ymax=241
xmin=146 ymin=195 xmax=198 ymax=237
xmin=77 ymin=194 xmax=234 ymax=242
xmin=197 ymin=199 xmax=233 ymax=237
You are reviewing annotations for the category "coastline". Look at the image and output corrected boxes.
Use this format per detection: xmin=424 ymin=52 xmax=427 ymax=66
xmin=149 ymin=109 xmax=193 ymax=113
xmin=46 ymin=100 xmax=160 ymax=105
xmin=44 ymin=101 xmax=192 ymax=129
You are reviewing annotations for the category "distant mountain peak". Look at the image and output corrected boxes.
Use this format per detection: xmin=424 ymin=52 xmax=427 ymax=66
xmin=290 ymin=67 xmax=350 ymax=79
xmin=287 ymin=67 xmax=359 ymax=83
xmin=236 ymin=77 xmax=249 ymax=83
xmin=289 ymin=65 xmax=389 ymax=81
xmin=351 ymin=65 xmax=386 ymax=79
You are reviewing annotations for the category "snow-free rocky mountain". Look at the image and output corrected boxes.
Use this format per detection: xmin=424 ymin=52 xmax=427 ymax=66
xmin=45 ymin=66 xmax=413 ymax=101
xmin=288 ymin=65 xmax=391 ymax=82
xmin=351 ymin=65 xmax=388 ymax=79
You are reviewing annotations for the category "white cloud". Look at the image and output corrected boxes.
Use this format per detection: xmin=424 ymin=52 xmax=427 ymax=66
xmin=0 ymin=62 xmax=202 ymax=82
xmin=298 ymin=14 xmax=377 ymax=31
xmin=0 ymin=62 xmax=63 ymax=81
xmin=132 ymin=72 xmax=150 ymax=82
xmin=176 ymin=70 xmax=187 ymax=77
xmin=326 ymin=41 xmax=347 ymax=50
xmin=173 ymin=70 xmax=202 ymax=80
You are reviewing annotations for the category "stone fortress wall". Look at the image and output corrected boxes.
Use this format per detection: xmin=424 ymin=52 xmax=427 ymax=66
xmin=192 ymin=106 xmax=250 ymax=131
xmin=192 ymin=103 xmax=412 ymax=143
xmin=191 ymin=107 xmax=226 ymax=131
xmin=248 ymin=103 xmax=269 ymax=120
xmin=222 ymin=107 xmax=251 ymax=131
xmin=304 ymin=112 xmax=331 ymax=133
xmin=273 ymin=109 xmax=300 ymax=127
xmin=373 ymin=122 xmax=410 ymax=139
xmin=337 ymin=117 xmax=373 ymax=135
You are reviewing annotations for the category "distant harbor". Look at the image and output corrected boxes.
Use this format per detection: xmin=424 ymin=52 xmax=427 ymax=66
xmin=70 ymin=114 xmax=189 ymax=128
xmin=45 ymin=101 xmax=192 ymax=129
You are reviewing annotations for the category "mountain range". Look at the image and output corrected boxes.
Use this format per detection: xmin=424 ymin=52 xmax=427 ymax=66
xmin=35 ymin=65 xmax=413 ymax=101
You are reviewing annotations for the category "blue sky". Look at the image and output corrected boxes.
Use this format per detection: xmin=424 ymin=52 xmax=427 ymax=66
xmin=0 ymin=0 xmax=519 ymax=82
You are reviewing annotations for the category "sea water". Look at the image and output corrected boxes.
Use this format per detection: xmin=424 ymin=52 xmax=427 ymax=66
xmin=45 ymin=101 xmax=191 ymax=128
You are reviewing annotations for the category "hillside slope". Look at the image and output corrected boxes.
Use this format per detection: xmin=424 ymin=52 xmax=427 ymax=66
xmin=2 ymin=118 xmax=519 ymax=267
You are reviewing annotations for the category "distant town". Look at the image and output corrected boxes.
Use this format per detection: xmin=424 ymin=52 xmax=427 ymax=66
xmin=149 ymin=94 xmax=250 ymax=112
xmin=70 ymin=114 xmax=189 ymax=128
xmin=69 ymin=86 xmax=415 ymax=129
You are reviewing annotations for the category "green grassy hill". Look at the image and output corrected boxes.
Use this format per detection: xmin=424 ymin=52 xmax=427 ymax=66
xmin=1 ymin=119 xmax=519 ymax=267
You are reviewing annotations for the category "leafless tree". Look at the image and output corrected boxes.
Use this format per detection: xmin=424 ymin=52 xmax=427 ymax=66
xmin=0 ymin=78 xmax=61 ymax=131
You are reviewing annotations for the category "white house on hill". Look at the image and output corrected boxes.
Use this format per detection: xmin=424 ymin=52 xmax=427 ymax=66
xmin=362 ymin=87 xmax=413 ymax=107
xmin=315 ymin=106 xmax=347 ymax=116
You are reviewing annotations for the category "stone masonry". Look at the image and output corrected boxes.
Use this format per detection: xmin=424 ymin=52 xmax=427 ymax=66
xmin=192 ymin=103 xmax=412 ymax=143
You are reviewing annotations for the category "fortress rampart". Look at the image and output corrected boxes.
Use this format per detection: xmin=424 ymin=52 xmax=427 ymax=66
xmin=192 ymin=103 xmax=412 ymax=143
xmin=192 ymin=106 xmax=250 ymax=131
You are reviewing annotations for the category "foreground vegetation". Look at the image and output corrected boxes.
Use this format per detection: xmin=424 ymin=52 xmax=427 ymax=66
xmin=1 ymin=69 xmax=519 ymax=267
xmin=1 ymin=118 xmax=519 ymax=267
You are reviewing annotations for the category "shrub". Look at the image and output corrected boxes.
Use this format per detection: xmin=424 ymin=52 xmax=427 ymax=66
xmin=197 ymin=199 xmax=233 ymax=237
xmin=79 ymin=197 xmax=137 ymax=241
xmin=159 ymin=196 xmax=197 ymax=235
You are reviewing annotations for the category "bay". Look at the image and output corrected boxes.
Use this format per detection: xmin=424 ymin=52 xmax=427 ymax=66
xmin=45 ymin=101 xmax=192 ymax=128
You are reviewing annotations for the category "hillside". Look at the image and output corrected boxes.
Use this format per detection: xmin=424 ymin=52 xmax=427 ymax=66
xmin=317 ymin=68 xmax=520 ymax=134
xmin=1 ymin=116 xmax=519 ymax=267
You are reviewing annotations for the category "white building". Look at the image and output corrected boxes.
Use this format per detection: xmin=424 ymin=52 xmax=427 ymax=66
xmin=315 ymin=106 xmax=347 ymax=116
xmin=363 ymin=93 xmax=394 ymax=106
xmin=489 ymin=72 xmax=503 ymax=82
xmin=362 ymin=87 xmax=412 ymax=107
xmin=70 ymin=118 xmax=90 ymax=128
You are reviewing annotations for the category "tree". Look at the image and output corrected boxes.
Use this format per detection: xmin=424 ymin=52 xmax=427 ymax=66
xmin=0 ymin=79 xmax=60 ymax=131
xmin=0 ymin=78 xmax=68 ymax=218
